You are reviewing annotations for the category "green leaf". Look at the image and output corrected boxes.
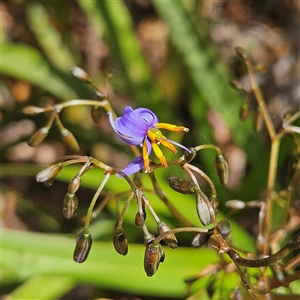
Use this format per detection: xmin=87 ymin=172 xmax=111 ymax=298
xmin=1 ymin=43 xmax=77 ymax=100
xmin=9 ymin=276 xmax=75 ymax=300
xmin=26 ymin=3 xmax=79 ymax=71
xmin=2 ymin=229 xmax=219 ymax=298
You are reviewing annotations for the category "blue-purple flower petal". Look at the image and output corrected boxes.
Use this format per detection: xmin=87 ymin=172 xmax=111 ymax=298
xmin=121 ymin=155 xmax=145 ymax=176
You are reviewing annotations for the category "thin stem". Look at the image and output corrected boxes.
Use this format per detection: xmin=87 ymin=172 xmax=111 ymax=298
xmin=148 ymin=172 xmax=193 ymax=226
xmin=261 ymin=138 xmax=281 ymax=254
xmin=84 ymin=173 xmax=110 ymax=232
xmin=185 ymin=163 xmax=217 ymax=198
xmin=194 ymin=144 xmax=222 ymax=155
xmin=116 ymin=192 xmax=135 ymax=229
xmin=244 ymin=59 xmax=276 ymax=139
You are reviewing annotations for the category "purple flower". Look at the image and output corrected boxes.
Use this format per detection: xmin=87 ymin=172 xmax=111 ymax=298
xmin=109 ymin=106 xmax=189 ymax=176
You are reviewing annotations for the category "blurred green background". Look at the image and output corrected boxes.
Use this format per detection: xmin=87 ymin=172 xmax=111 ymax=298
xmin=1 ymin=1 xmax=299 ymax=299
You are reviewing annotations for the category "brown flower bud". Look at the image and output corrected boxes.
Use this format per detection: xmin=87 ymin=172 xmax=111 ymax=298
xmin=71 ymin=67 xmax=92 ymax=83
xmin=68 ymin=176 xmax=81 ymax=194
xmin=73 ymin=231 xmax=92 ymax=263
xmin=28 ymin=127 xmax=49 ymax=147
xmin=217 ymin=219 xmax=231 ymax=237
xmin=22 ymin=106 xmax=45 ymax=115
xmin=113 ymin=228 xmax=128 ymax=255
xmin=135 ymin=202 xmax=146 ymax=226
xmin=157 ymin=222 xmax=178 ymax=249
xmin=144 ymin=243 xmax=165 ymax=277
xmin=36 ymin=163 xmax=63 ymax=184
xmin=192 ymin=232 xmax=212 ymax=248
xmin=63 ymin=193 xmax=79 ymax=219
xmin=168 ymin=177 xmax=197 ymax=194
xmin=91 ymin=106 xmax=103 ymax=123
xmin=214 ymin=154 xmax=229 ymax=185
xmin=234 ymin=46 xmax=247 ymax=59
xmin=60 ymin=128 xmax=79 ymax=151
xmin=196 ymin=194 xmax=212 ymax=226
xmin=184 ymin=147 xmax=197 ymax=163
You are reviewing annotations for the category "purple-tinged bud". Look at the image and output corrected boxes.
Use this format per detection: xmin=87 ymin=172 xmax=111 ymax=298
xmin=36 ymin=163 xmax=63 ymax=184
xmin=168 ymin=177 xmax=197 ymax=194
xmin=71 ymin=67 xmax=92 ymax=83
xmin=60 ymin=128 xmax=79 ymax=151
xmin=157 ymin=222 xmax=178 ymax=249
xmin=113 ymin=228 xmax=128 ymax=255
xmin=235 ymin=46 xmax=247 ymax=59
xmin=63 ymin=193 xmax=79 ymax=219
xmin=144 ymin=243 xmax=165 ymax=277
xmin=196 ymin=194 xmax=212 ymax=226
xmin=73 ymin=231 xmax=92 ymax=263
xmin=28 ymin=127 xmax=49 ymax=147
xmin=214 ymin=154 xmax=229 ymax=185
xmin=22 ymin=106 xmax=45 ymax=116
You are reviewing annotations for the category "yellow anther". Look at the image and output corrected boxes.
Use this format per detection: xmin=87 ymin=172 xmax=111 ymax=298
xmin=143 ymin=139 xmax=149 ymax=170
xmin=155 ymin=123 xmax=189 ymax=132
xmin=160 ymin=138 xmax=177 ymax=153
xmin=152 ymin=142 xmax=168 ymax=168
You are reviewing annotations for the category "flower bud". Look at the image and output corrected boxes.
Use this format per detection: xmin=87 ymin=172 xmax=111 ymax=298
xmin=144 ymin=243 xmax=165 ymax=277
xmin=28 ymin=127 xmax=49 ymax=147
xmin=254 ymin=110 xmax=264 ymax=132
xmin=184 ymin=147 xmax=197 ymax=162
xmin=135 ymin=203 xmax=146 ymax=226
xmin=225 ymin=200 xmax=246 ymax=210
xmin=113 ymin=228 xmax=128 ymax=255
xmin=214 ymin=154 xmax=229 ymax=185
xmin=63 ymin=193 xmax=79 ymax=219
xmin=36 ymin=163 xmax=63 ymax=184
xmin=22 ymin=106 xmax=45 ymax=115
xmin=192 ymin=232 xmax=212 ymax=248
xmin=239 ymin=97 xmax=250 ymax=121
xmin=73 ymin=231 xmax=92 ymax=263
xmin=60 ymin=128 xmax=79 ymax=151
xmin=71 ymin=67 xmax=92 ymax=83
xmin=235 ymin=46 xmax=247 ymax=59
xmin=157 ymin=222 xmax=178 ymax=249
xmin=168 ymin=177 xmax=197 ymax=194
xmin=217 ymin=219 xmax=231 ymax=237
xmin=91 ymin=106 xmax=103 ymax=123
xmin=230 ymin=79 xmax=245 ymax=91
xmin=196 ymin=194 xmax=212 ymax=226
xmin=68 ymin=175 xmax=81 ymax=194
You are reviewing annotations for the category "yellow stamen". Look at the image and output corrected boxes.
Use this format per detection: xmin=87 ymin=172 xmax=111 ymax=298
xmin=152 ymin=142 xmax=168 ymax=168
xmin=143 ymin=139 xmax=149 ymax=170
xmin=155 ymin=123 xmax=189 ymax=132
xmin=160 ymin=138 xmax=177 ymax=153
